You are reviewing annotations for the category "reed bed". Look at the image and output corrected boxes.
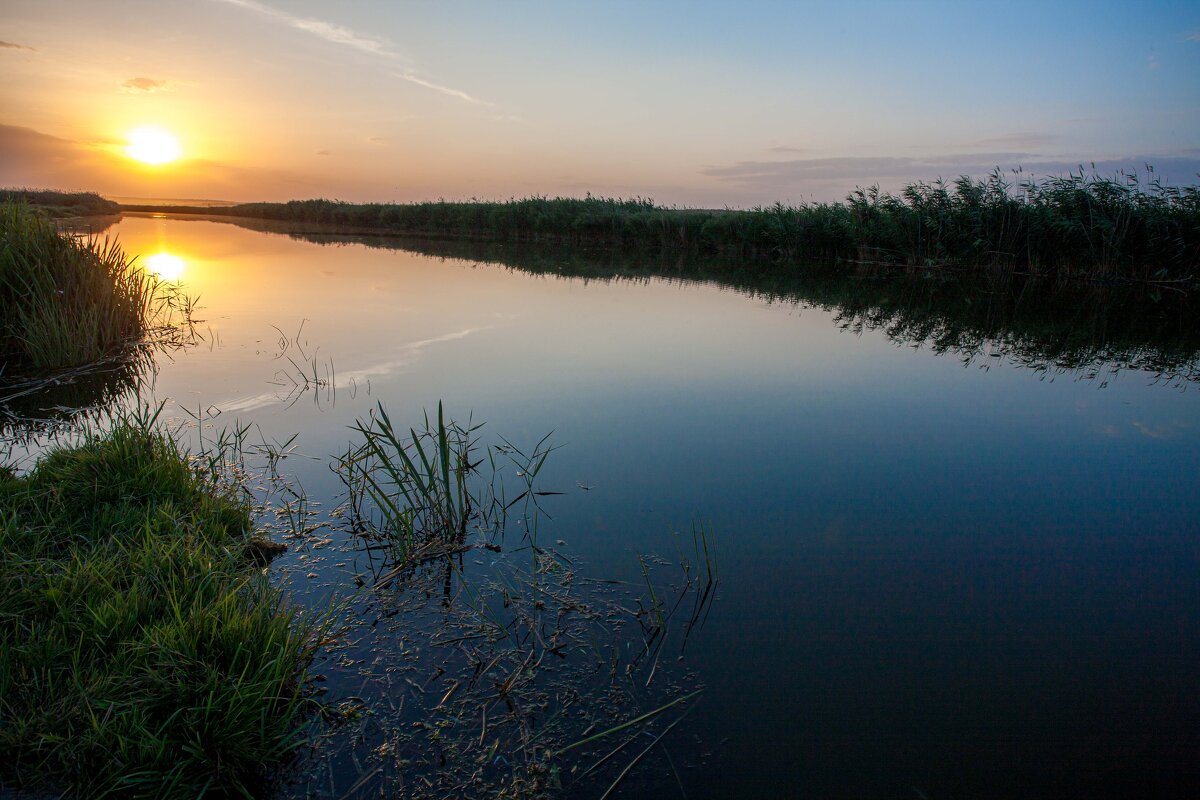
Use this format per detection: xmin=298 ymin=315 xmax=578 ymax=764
xmin=0 ymin=407 xmax=319 ymax=796
xmin=123 ymin=169 xmax=1200 ymax=283
xmin=0 ymin=201 xmax=158 ymax=374
xmin=0 ymin=189 xmax=119 ymax=218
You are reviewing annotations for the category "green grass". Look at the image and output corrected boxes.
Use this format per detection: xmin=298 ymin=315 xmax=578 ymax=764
xmin=0 ymin=189 xmax=120 ymax=218
xmin=1 ymin=200 xmax=158 ymax=374
xmin=340 ymin=402 xmax=480 ymax=557
xmin=0 ymin=410 xmax=318 ymax=797
xmin=120 ymin=168 xmax=1200 ymax=283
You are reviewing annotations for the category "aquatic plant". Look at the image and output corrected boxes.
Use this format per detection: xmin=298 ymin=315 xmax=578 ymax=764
xmin=339 ymin=402 xmax=479 ymax=554
xmin=0 ymin=201 xmax=158 ymax=373
xmin=337 ymin=401 xmax=558 ymax=564
xmin=0 ymin=406 xmax=319 ymax=796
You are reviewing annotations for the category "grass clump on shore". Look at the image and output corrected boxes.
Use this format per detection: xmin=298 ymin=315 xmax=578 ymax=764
xmin=1 ymin=200 xmax=157 ymax=374
xmin=0 ymin=411 xmax=318 ymax=797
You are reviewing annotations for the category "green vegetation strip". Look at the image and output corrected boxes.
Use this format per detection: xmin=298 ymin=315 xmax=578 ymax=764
xmin=119 ymin=170 xmax=1200 ymax=283
xmin=1 ymin=201 xmax=156 ymax=374
xmin=0 ymin=414 xmax=317 ymax=797
xmin=0 ymin=189 xmax=119 ymax=218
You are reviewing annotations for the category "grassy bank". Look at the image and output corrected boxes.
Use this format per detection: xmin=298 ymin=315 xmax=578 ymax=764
xmin=0 ymin=189 xmax=119 ymax=218
xmin=1 ymin=201 xmax=157 ymax=374
xmin=120 ymin=170 xmax=1200 ymax=284
xmin=0 ymin=412 xmax=317 ymax=796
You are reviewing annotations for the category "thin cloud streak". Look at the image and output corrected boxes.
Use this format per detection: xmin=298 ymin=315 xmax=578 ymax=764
xmin=213 ymin=0 xmax=484 ymax=104
xmin=392 ymin=72 xmax=483 ymax=105
xmin=0 ymin=40 xmax=35 ymax=51
xmin=214 ymin=0 xmax=394 ymax=57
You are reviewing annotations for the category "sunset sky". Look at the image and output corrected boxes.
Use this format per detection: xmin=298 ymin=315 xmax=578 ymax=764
xmin=2 ymin=0 xmax=1198 ymax=206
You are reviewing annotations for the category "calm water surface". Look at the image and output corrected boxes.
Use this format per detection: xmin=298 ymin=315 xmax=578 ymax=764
xmin=17 ymin=214 xmax=1200 ymax=798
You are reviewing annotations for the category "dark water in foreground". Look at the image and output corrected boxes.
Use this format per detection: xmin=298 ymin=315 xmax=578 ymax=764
xmin=6 ymin=214 xmax=1200 ymax=798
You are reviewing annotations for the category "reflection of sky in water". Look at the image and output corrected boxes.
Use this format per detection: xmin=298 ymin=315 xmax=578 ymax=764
xmin=61 ymin=215 xmax=1200 ymax=797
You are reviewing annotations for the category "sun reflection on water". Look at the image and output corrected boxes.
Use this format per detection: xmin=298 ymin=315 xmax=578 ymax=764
xmin=144 ymin=252 xmax=185 ymax=282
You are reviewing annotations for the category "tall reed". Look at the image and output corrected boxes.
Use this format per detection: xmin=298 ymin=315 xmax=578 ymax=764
xmin=338 ymin=402 xmax=558 ymax=563
xmin=0 ymin=201 xmax=158 ymax=374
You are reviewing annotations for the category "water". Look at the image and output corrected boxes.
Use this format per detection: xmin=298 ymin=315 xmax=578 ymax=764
xmin=8 ymin=213 xmax=1200 ymax=798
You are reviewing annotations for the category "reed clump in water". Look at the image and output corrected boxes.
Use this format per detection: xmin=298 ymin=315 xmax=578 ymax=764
xmin=0 ymin=408 xmax=319 ymax=796
xmin=337 ymin=401 xmax=558 ymax=565
xmin=0 ymin=201 xmax=157 ymax=374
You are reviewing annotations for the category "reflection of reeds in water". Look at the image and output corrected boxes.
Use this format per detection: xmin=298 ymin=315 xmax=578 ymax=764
xmin=0 ymin=293 xmax=202 ymax=447
xmin=274 ymin=227 xmax=1200 ymax=387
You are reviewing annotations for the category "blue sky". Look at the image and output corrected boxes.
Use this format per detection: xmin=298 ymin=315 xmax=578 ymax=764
xmin=1 ymin=0 xmax=1197 ymax=203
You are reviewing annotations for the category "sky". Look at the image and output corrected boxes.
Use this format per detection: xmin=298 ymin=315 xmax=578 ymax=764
xmin=1 ymin=0 xmax=1198 ymax=206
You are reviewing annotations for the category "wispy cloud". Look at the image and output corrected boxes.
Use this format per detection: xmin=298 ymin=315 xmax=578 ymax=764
xmin=1187 ymin=31 xmax=1200 ymax=42
xmin=391 ymin=71 xmax=482 ymax=105
xmin=215 ymin=0 xmax=395 ymax=57
xmin=213 ymin=0 xmax=484 ymax=104
xmin=0 ymin=40 xmax=35 ymax=51
xmin=121 ymin=76 xmax=170 ymax=93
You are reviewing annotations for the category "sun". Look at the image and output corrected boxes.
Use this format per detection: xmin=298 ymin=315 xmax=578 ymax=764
xmin=125 ymin=127 xmax=181 ymax=165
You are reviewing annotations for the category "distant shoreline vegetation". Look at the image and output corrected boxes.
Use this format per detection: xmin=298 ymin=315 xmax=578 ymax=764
xmin=112 ymin=170 xmax=1200 ymax=285
xmin=0 ymin=189 xmax=118 ymax=218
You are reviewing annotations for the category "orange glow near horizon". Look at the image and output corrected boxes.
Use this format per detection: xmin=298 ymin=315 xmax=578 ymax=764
xmin=125 ymin=127 xmax=182 ymax=165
